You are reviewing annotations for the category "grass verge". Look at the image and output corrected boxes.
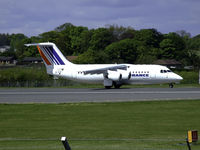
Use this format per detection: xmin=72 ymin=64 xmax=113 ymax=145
xmin=0 ymin=100 xmax=200 ymax=150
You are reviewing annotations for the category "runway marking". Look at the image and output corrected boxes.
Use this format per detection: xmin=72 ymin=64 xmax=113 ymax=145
xmin=0 ymin=91 xmax=200 ymax=95
xmin=1 ymin=88 xmax=200 ymax=103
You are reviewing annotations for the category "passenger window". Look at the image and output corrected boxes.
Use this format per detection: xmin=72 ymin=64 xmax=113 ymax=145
xmin=160 ymin=70 xmax=163 ymax=73
xmin=164 ymin=70 xmax=167 ymax=73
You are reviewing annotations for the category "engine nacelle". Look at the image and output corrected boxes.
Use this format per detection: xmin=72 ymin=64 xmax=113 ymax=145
xmin=117 ymin=70 xmax=131 ymax=80
xmin=107 ymin=71 xmax=122 ymax=81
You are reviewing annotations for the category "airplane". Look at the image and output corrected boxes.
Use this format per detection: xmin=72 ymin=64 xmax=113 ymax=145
xmin=25 ymin=42 xmax=183 ymax=89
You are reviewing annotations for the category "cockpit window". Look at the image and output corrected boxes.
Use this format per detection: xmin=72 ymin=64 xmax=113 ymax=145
xmin=160 ymin=70 xmax=171 ymax=73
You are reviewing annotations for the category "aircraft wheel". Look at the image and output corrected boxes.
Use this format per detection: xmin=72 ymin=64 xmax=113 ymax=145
xmin=105 ymin=86 xmax=112 ymax=89
xmin=169 ymin=83 xmax=174 ymax=88
xmin=113 ymin=82 xmax=122 ymax=89
xmin=114 ymin=84 xmax=121 ymax=89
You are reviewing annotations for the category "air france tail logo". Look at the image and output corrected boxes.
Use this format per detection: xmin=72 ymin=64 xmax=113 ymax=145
xmin=37 ymin=46 xmax=65 ymax=65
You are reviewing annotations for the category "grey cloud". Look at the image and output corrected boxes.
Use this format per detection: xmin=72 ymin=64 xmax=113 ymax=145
xmin=76 ymin=0 xmax=143 ymax=8
xmin=0 ymin=0 xmax=199 ymax=36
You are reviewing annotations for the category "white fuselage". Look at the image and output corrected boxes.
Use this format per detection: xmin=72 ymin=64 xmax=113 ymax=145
xmin=52 ymin=64 xmax=182 ymax=85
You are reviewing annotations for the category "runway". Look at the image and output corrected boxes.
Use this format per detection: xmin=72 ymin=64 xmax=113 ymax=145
xmin=0 ymin=88 xmax=200 ymax=103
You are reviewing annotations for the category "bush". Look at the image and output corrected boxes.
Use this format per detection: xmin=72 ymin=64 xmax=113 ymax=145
xmin=0 ymin=67 xmax=51 ymax=82
xmin=175 ymin=70 xmax=199 ymax=84
xmin=0 ymin=66 xmax=81 ymax=87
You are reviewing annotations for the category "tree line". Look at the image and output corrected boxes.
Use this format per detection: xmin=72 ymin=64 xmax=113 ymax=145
xmin=1 ymin=23 xmax=200 ymax=67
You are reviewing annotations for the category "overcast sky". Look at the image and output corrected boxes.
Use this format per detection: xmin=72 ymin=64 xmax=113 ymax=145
xmin=0 ymin=0 xmax=200 ymax=37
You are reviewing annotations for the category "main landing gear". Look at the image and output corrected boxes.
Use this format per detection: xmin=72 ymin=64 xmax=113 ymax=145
xmin=113 ymin=82 xmax=122 ymax=89
xmin=169 ymin=83 xmax=174 ymax=88
xmin=104 ymin=82 xmax=122 ymax=89
xmin=105 ymin=86 xmax=112 ymax=89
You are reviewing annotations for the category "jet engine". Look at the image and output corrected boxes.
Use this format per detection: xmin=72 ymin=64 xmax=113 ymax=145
xmin=107 ymin=70 xmax=122 ymax=81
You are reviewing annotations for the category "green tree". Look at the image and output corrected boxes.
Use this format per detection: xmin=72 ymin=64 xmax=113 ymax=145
xmin=186 ymin=34 xmax=200 ymax=67
xmin=9 ymin=34 xmax=30 ymax=59
xmin=54 ymin=22 xmax=74 ymax=32
xmin=55 ymin=32 xmax=71 ymax=56
xmin=160 ymin=32 xmax=186 ymax=60
xmin=0 ymin=50 xmax=16 ymax=58
xmin=58 ymin=24 xmax=78 ymax=55
xmin=69 ymin=26 xmax=91 ymax=55
xmin=15 ymin=36 xmax=41 ymax=59
xmin=89 ymin=28 xmax=114 ymax=51
xmin=10 ymin=34 xmax=27 ymax=51
xmin=188 ymin=34 xmax=200 ymax=51
xmin=0 ymin=33 xmax=10 ymax=46
xmin=176 ymin=30 xmax=191 ymax=38
xmin=160 ymin=38 xmax=176 ymax=59
xmin=134 ymin=29 xmax=163 ymax=48
xmin=105 ymin=39 xmax=139 ymax=63
xmin=106 ymin=25 xmax=135 ymax=41
xmin=39 ymin=31 xmax=59 ymax=43
xmin=75 ymin=49 xmax=108 ymax=64
xmin=40 ymin=29 xmax=73 ymax=56
xmin=75 ymin=28 xmax=114 ymax=64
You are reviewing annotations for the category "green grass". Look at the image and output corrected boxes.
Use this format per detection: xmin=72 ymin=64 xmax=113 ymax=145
xmin=0 ymin=101 xmax=200 ymax=150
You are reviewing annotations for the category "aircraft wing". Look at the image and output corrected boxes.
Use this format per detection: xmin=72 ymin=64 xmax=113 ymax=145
xmin=83 ymin=64 xmax=127 ymax=75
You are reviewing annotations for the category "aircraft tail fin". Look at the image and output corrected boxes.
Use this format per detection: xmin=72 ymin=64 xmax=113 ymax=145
xmin=25 ymin=42 xmax=74 ymax=75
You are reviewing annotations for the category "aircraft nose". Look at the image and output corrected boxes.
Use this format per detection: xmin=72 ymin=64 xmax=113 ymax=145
xmin=169 ymin=73 xmax=183 ymax=82
xmin=177 ymin=74 xmax=183 ymax=80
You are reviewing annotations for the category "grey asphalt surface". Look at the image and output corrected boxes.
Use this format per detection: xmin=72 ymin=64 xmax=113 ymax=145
xmin=0 ymin=88 xmax=200 ymax=103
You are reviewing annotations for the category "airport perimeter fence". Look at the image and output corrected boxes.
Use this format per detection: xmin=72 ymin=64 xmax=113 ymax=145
xmin=0 ymin=138 xmax=199 ymax=150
